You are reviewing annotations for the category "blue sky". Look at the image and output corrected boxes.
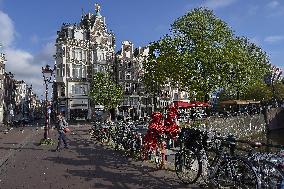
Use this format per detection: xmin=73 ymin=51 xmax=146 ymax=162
xmin=0 ymin=0 xmax=283 ymax=97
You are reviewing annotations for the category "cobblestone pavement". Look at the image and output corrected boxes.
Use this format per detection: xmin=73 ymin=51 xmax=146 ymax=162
xmin=0 ymin=124 xmax=200 ymax=189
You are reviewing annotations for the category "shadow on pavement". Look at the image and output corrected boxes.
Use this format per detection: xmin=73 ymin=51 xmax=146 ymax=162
xmin=44 ymin=127 xmax=198 ymax=189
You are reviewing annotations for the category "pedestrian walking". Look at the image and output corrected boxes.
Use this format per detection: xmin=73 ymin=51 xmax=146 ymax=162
xmin=55 ymin=112 xmax=69 ymax=151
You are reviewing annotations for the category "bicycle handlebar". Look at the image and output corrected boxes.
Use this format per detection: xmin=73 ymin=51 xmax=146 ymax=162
xmin=213 ymin=134 xmax=284 ymax=150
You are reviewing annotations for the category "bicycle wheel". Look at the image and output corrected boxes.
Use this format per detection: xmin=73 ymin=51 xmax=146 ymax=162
xmin=100 ymin=131 xmax=110 ymax=143
xmin=153 ymin=141 xmax=165 ymax=169
xmin=258 ymin=160 xmax=284 ymax=189
xmin=175 ymin=149 xmax=202 ymax=184
xmin=215 ymin=157 xmax=260 ymax=189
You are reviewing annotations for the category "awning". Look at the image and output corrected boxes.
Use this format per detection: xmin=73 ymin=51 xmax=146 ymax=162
xmin=220 ymin=100 xmax=260 ymax=106
xmin=173 ymin=101 xmax=210 ymax=108
xmin=193 ymin=101 xmax=210 ymax=107
xmin=173 ymin=101 xmax=193 ymax=108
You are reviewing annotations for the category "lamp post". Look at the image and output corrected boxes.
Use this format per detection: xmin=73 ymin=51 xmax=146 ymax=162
xmin=271 ymin=66 xmax=282 ymax=107
xmin=263 ymin=66 xmax=282 ymax=152
xmin=42 ymin=64 xmax=55 ymax=139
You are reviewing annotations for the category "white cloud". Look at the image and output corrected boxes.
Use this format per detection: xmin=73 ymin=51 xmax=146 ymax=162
xmin=5 ymin=48 xmax=44 ymax=96
xmin=266 ymin=1 xmax=284 ymax=17
xmin=264 ymin=35 xmax=284 ymax=43
xmin=5 ymin=44 xmax=55 ymax=97
xmin=267 ymin=1 xmax=279 ymax=9
xmin=0 ymin=10 xmax=55 ymax=97
xmin=0 ymin=11 xmax=15 ymax=46
xmin=202 ymin=0 xmax=236 ymax=10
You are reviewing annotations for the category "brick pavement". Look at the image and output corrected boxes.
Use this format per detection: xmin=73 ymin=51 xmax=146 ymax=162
xmin=0 ymin=124 xmax=200 ymax=189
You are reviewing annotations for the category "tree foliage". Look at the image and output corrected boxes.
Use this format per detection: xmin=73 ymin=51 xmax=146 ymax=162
xmin=89 ymin=72 xmax=123 ymax=110
xmin=274 ymin=81 xmax=284 ymax=101
xmin=143 ymin=7 xmax=270 ymax=101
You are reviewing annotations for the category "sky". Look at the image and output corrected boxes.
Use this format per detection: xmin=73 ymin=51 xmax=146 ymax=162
xmin=0 ymin=0 xmax=283 ymax=98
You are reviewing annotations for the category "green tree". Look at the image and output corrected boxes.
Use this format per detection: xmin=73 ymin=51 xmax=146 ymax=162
xmin=144 ymin=8 xmax=270 ymax=102
xmin=143 ymin=40 xmax=171 ymax=110
xmin=89 ymin=72 xmax=123 ymax=111
xmin=223 ymin=37 xmax=270 ymax=99
xmin=243 ymin=81 xmax=273 ymax=101
xmin=274 ymin=81 xmax=284 ymax=101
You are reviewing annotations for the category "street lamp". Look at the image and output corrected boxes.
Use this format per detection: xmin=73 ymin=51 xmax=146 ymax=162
xmin=42 ymin=64 xmax=55 ymax=139
xmin=271 ymin=66 xmax=282 ymax=107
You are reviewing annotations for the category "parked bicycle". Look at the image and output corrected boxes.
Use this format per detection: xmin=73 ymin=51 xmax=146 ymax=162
xmin=175 ymin=128 xmax=261 ymax=188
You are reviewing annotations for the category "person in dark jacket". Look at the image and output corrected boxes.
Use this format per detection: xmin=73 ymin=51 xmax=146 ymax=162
xmin=55 ymin=112 xmax=69 ymax=151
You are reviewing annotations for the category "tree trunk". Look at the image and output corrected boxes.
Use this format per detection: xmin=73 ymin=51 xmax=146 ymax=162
xmin=109 ymin=108 xmax=116 ymax=121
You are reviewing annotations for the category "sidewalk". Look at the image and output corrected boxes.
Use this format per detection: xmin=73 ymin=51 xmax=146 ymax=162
xmin=0 ymin=124 xmax=199 ymax=189
xmin=0 ymin=125 xmax=42 ymax=168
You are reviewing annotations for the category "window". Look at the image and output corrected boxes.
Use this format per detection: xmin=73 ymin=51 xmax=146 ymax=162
xmin=62 ymin=47 xmax=65 ymax=57
xmin=127 ymin=62 xmax=132 ymax=69
xmin=79 ymin=50 xmax=82 ymax=61
xmin=62 ymin=64 xmax=65 ymax=77
xmin=93 ymin=64 xmax=98 ymax=73
xmin=174 ymin=93 xmax=178 ymax=100
xmin=82 ymin=51 xmax=86 ymax=61
xmin=72 ymin=64 xmax=82 ymax=78
xmin=97 ymin=53 xmax=101 ymax=61
xmin=125 ymin=51 xmax=130 ymax=58
xmin=56 ymin=65 xmax=60 ymax=77
xmin=71 ymin=84 xmax=87 ymax=95
xmin=119 ymin=71 xmax=122 ymax=80
xmin=72 ymin=50 xmax=75 ymax=59
xmin=66 ymin=64 xmax=70 ymax=77
xmin=100 ymin=66 xmax=105 ymax=72
xmin=132 ymin=83 xmax=137 ymax=92
xmin=125 ymin=83 xmax=131 ymax=93
xmin=75 ymin=49 xmax=79 ymax=60
xmin=82 ymin=65 xmax=86 ymax=78
xmin=60 ymin=85 xmax=65 ymax=96
xmin=125 ymin=72 xmax=131 ymax=80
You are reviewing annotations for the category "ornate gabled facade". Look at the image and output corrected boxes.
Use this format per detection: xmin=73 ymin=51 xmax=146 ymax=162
xmin=54 ymin=3 xmax=115 ymax=120
xmin=0 ymin=48 xmax=6 ymax=123
xmin=14 ymin=80 xmax=34 ymax=122
xmin=116 ymin=41 xmax=153 ymax=119
xmin=158 ymin=80 xmax=191 ymax=108
xmin=3 ymin=72 xmax=16 ymax=124
xmin=14 ymin=80 xmax=27 ymax=119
